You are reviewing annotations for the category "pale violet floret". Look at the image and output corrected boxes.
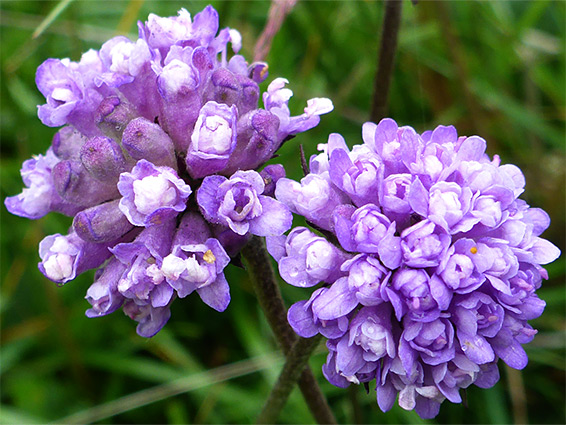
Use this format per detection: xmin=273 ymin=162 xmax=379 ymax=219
xmin=111 ymin=220 xmax=177 ymax=309
xmin=161 ymin=239 xmax=231 ymax=312
xmin=157 ymin=58 xmax=199 ymax=99
xmin=197 ymin=170 xmax=292 ymax=237
xmin=328 ymin=133 xmax=383 ymax=206
xmin=98 ymin=37 xmax=153 ymax=87
xmin=42 ymin=236 xmax=76 ymax=281
xmin=144 ymin=8 xmax=194 ymax=49
xmin=118 ymin=159 xmax=192 ymax=227
xmin=276 ymin=172 xmax=348 ymax=231
xmin=266 ymin=227 xmax=350 ymax=288
xmin=38 ymin=231 xmax=114 ymax=284
xmin=263 ymin=78 xmax=334 ymax=141
xmin=186 ymin=101 xmax=238 ymax=178
xmin=5 ymin=149 xmax=72 ymax=219
xmin=159 ymin=213 xmax=232 ymax=312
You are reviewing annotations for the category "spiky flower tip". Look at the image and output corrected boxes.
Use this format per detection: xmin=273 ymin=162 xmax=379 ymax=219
xmin=268 ymin=119 xmax=560 ymax=418
xmin=5 ymin=6 xmax=332 ymax=337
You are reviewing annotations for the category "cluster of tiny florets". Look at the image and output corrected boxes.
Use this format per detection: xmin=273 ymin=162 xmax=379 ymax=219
xmin=267 ymin=119 xmax=560 ymax=418
xmin=5 ymin=6 xmax=332 ymax=337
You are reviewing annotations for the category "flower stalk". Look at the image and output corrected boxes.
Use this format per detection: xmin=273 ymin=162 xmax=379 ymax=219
xmin=241 ymin=236 xmax=337 ymax=424
xmin=256 ymin=334 xmax=323 ymax=424
xmin=370 ymin=0 xmax=403 ymax=122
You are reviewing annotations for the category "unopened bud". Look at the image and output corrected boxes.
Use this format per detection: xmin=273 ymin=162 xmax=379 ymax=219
xmin=95 ymin=96 xmax=137 ymax=140
xmin=80 ymin=136 xmax=128 ymax=182
xmin=122 ymin=117 xmax=176 ymax=168
xmin=209 ymin=68 xmax=239 ymax=106
xmin=237 ymin=74 xmax=259 ymax=115
xmin=260 ymin=164 xmax=286 ymax=197
xmin=73 ymin=199 xmax=134 ymax=243
xmin=223 ymin=109 xmax=280 ymax=175
xmin=248 ymin=62 xmax=269 ymax=83
xmin=52 ymin=160 xmax=118 ymax=208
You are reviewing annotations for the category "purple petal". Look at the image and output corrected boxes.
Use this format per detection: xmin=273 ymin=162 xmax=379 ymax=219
xmin=197 ymin=273 xmax=230 ymax=312
xmin=248 ymin=196 xmax=292 ymax=236
xmin=279 ymin=256 xmax=314 ymax=287
xmin=408 ymin=178 xmax=428 ymax=217
xmin=491 ymin=332 xmax=528 ymax=370
xmin=457 ymin=331 xmax=495 ymax=364
xmin=336 ymin=336 xmax=365 ymax=376
xmin=333 ymin=204 xmax=356 ymax=251
xmin=265 ymin=235 xmax=286 ymax=262
xmin=151 ymin=283 xmax=174 ymax=307
xmin=312 ymin=277 xmax=358 ymax=321
xmin=287 ymin=301 xmax=318 ymax=338
xmin=327 ymin=132 xmax=348 ymax=154
xmin=376 ymin=381 xmax=396 ymax=412
xmin=430 ymin=125 xmax=457 ymax=145
xmin=196 ymin=175 xmax=226 ymax=222
xmin=457 ymin=136 xmax=486 ymax=161
xmin=530 ymin=238 xmax=561 ymax=265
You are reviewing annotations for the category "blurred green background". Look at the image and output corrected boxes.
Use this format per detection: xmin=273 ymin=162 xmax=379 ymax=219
xmin=1 ymin=1 xmax=564 ymax=424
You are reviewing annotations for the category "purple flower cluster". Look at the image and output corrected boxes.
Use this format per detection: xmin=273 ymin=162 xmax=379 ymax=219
xmin=268 ymin=119 xmax=560 ymax=418
xmin=5 ymin=6 xmax=332 ymax=337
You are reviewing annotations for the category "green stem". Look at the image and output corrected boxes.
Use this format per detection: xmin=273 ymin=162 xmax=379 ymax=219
xmin=241 ymin=236 xmax=337 ymax=424
xmin=256 ymin=335 xmax=323 ymax=424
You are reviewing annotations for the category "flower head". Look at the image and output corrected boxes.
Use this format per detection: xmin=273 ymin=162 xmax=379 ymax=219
xmin=272 ymin=118 xmax=560 ymax=418
xmin=5 ymin=5 xmax=331 ymax=337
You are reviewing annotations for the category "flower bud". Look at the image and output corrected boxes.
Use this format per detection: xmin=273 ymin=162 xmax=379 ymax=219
xmin=52 ymin=160 xmax=118 ymax=208
xmin=95 ymin=96 xmax=137 ymax=139
xmin=223 ymin=109 xmax=280 ymax=174
xmin=248 ymin=61 xmax=269 ymax=83
xmin=80 ymin=136 xmax=128 ymax=182
xmin=73 ymin=199 xmax=134 ymax=243
xmin=38 ymin=231 xmax=115 ymax=284
xmin=259 ymin=164 xmax=285 ymax=197
xmin=122 ymin=117 xmax=176 ymax=169
xmin=208 ymin=68 xmax=239 ymax=107
xmin=192 ymin=46 xmax=214 ymax=78
xmin=236 ymin=74 xmax=260 ymax=115
xmin=85 ymin=258 xmax=127 ymax=318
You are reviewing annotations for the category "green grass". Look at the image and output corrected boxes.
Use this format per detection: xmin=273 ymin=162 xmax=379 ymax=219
xmin=1 ymin=1 xmax=564 ymax=424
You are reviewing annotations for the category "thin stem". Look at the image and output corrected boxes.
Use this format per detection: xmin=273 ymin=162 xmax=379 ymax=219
xmin=241 ymin=236 xmax=337 ymax=424
xmin=254 ymin=0 xmax=298 ymax=62
xmin=256 ymin=335 xmax=323 ymax=424
xmin=370 ymin=0 xmax=403 ymax=123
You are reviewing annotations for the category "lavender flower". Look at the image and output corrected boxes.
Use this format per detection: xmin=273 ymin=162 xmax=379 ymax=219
xmin=197 ymin=170 xmax=292 ymax=237
xmin=272 ymin=118 xmax=560 ymax=418
xmin=266 ymin=227 xmax=350 ymax=288
xmin=5 ymin=148 xmax=79 ymax=219
xmin=117 ymin=159 xmax=192 ymax=227
xmin=161 ymin=213 xmax=231 ymax=312
xmin=5 ymin=6 xmax=331 ymax=337
xmin=186 ymin=101 xmax=238 ymax=178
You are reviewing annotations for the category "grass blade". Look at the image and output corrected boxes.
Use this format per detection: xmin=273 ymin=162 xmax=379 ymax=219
xmin=54 ymin=352 xmax=283 ymax=424
xmin=32 ymin=0 xmax=75 ymax=39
